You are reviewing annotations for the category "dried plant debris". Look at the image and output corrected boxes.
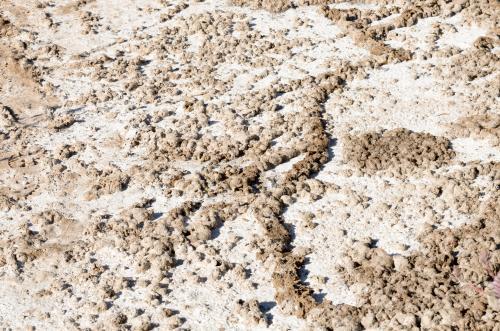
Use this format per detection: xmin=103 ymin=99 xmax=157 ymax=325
xmin=0 ymin=0 xmax=498 ymax=329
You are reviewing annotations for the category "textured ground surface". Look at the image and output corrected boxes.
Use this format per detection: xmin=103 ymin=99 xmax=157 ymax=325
xmin=0 ymin=0 xmax=499 ymax=330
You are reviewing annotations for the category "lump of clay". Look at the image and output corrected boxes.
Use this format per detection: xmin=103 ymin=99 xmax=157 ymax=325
xmin=343 ymin=128 xmax=455 ymax=177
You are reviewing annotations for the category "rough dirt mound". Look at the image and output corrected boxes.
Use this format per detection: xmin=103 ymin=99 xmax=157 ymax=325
xmin=343 ymin=128 xmax=455 ymax=176
xmin=448 ymin=114 xmax=500 ymax=146
xmin=231 ymin=0 xmax=293 ymax=13
xmin=338 ymin=194 xmax=500 ymax=330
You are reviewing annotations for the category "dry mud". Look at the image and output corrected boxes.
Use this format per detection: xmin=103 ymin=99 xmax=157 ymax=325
xmin=0 ymin=0 xmax=499 ymax=330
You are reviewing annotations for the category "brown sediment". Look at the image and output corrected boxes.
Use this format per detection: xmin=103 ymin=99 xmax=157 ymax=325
xmin=243 ymin=0 xmax=499 ymax=325
xmin=320 ymin=4 xmax=412 ymax=62
xmin=0 ymin=13 xmax=14 ymax=37
xmin=83 ymin=167 xmax=131 ymax=200
xmin=343 ymin=128 xmax=455 ymax=177
xmin=447 ymin=114 xmax=500 ymax=146
xmin=230 ymin=0 xmax=294 ymax=13
xmin=266 ymin=169 xmax=499 ymax=329
xmin=0 ymin=0 xmax=498 ymax=329
xmin=333 ymin=193 xmax=500 ymax=330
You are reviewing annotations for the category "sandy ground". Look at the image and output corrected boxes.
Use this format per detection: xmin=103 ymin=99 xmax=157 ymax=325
xmin=0 ymin=0 xmax=499 ymax=330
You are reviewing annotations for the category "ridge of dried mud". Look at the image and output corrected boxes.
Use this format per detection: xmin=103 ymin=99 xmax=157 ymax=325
xmin=0 ymin=0 xmax=499 ymax=330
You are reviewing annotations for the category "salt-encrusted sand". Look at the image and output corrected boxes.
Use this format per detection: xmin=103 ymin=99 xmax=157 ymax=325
xmin=0 ymin=0 xmax=498 ymax=329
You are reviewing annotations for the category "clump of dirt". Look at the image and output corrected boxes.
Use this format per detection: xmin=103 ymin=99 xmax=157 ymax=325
xmin=474 ymin=36 xmax=499 ymax=50
xmin=272 ymin=253 xmax=317 ymax=318
xmin=335 ymin=195 xmax=500 ymax=330
xmin=84 ymin=167 xmax=130 ymax=200
xmin=48 ymin=114 xmax=76 ymax=131
xmin=448 ymin=114 xmax=500 ymax=146
xmin=230 ymin=299 xmax=268 ymax=327
xmin=90 ymin=203 xmax=176 ymax=273
xmin=80 ymin=10 xmax=101 ymax=35
xmin=459 ymin=0 xmax=499 ymax=26
xmin=231 ymin=0 xmax=293 ymax=13
xmin=320 ymin=5 xmax=412 ymax=62
xmin=446 ymin=49 xmax=499 ymax=82
xmin=343 ymin=128 xmax=455 ymax=177
xmin=0 ymin=209 xmax=81 ymax=275
xmin=0 ymin=14 xmax=14 ymax=37
xmin=0 ymin=193 xmax=17 ymax=211
xmin=0 ymin=104 xmax=17 ymax=129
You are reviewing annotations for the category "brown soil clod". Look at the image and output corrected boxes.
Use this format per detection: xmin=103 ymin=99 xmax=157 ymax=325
xmin=343 ymin=128 xmax=455 ymax=177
